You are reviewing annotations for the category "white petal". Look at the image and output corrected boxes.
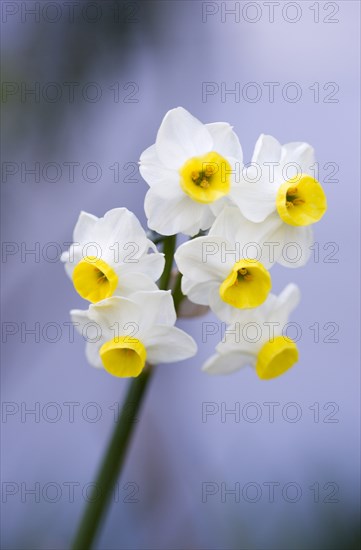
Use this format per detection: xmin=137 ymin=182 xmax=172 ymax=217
xmin=73 ymin=211 xmax=98 ymax=243
xmin=199 ymin=205 xmax=216 ymax=232
xmin=175 ymin=236 xmax=230 ymax=283
xmin=251 ymin=134 xmax=282 ymax=166
xmin=209 ymin=206 xmax=281 ymax=268
xmin=202 ymin=351 xmax=254 ymax=375
xmin=88 ymin=296 xmax=143 ymax=340
xmin=70 ymin=308 xmax=91 ymax=335
xmin=61 ymin=250 xmax=69 ymax=264
xmin=62 ymin=253 xmax=75 ymax=278
xmin=139 ymin=144 xmax=181 ymax=192
xmin=208 ymin=206 xmax=249 ymax=242
xmin=216 ymin=317 xmax=265 ymax=353
xmin=208 ymin=288 xmax=268 ymax=326
xmin=155 ymin=107 xmax=213 ymax=169
xmin=281 ymin=142 xmax=316 ymax=175
xmin=182 ymin=277 xmax=219 ymax=306
xmin=94 ymin=208 xmax=148 ymax=264
xmin=267 ymin=283 xmax=301 ymax=327
xmin=62 ymin=241 xmax=85 ymax=271
xmin=180 ymin=209 xmax=215 ymax=238
xmin=117 ymin=272 xmax=159 ymax=297
xmin=130 ymin=290 xmax=176 ymax=329
xmin=144 ymin=179 xmax=184 ymax=200
xmin=217 ymin=285 xmax=300 ymax=343
xmin=144 ymin=325 xmax=197 ymax=364
xmin=270 ymin=224 xmax=314 ymax=268
xmin=209 ymin=195 xmax=232 ymax=218
xmin=85 ymin=342 xmax=103 ymax=369
xmin=139 ymin=143 xmax=158 ymax=165
xmin=208 ymin=290 xmax=236 ymax=323
xmin=63 ymin=212 xmax=98 ymax=276
xmin=206 ymin=122 xmax=243 ymax=161
xmin=229 ymin=183 xmax=277 ymax=223
xmin=120 ymin=250 xmax=165 ymax=282
xmin=144 ymin=188 xmax=206 ymax=236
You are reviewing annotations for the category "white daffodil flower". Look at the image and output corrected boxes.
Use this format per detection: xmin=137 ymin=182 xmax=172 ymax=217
xmin=175 ymin=206 xmax=281 ymax=323
xmin=203 ymin=284 xmax=301 ymax=380
xmin=139 ymin=107 xmax=243 ymax=236
xmin=61 ymin=208 xmax=165 ymax=303
xmin=230 ymin=134 xmax=327 ymax=268
xmin=71 ymin=290 xmax=197 ymax=377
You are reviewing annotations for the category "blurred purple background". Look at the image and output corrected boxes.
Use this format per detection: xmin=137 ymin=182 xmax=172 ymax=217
xmin=1 ymin=1 xmax=360 ymax=549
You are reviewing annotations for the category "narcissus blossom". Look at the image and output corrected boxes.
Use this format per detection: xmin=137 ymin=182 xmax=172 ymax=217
xmin=63 ymin=110 xmax=328 ymax=386
xmin=175 ymin=206 xmax=280 ymax=323
xmin=230 ymin=134 xmax=327 ymax=267
xmin=139 ymin=107 xmax=243 ymax=236
xmin=61 ymin=208 xmax=165 ymax=303
xmin=71 ymin=291 xmax=197 ymax=377
xmin=203 ymin=284 xmax=300 ymax=380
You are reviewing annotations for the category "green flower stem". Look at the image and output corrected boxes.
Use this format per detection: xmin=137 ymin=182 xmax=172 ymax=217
xmin=72 ymin=366 xmax=153 ymax=550
xmin=158 ymin=234 xmax=176 ymax=290
xmin=172 ymin=270 xmax=185 ymax=313
xmin=72 ymin=235 xmax=177 ymax=550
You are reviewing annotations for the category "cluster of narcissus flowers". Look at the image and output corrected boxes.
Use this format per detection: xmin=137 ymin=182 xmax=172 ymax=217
xmin=62 ymin=208 xmax=197 ymax=377
xmin=63 ymin=107 xmax=327 ymax=380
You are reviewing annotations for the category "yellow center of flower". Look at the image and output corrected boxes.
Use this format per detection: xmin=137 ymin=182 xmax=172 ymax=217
xmin=256 ymin=336 xmax=298 ymax=380
xmin=219 ymin=259 xmax=271 ymax=309
xmin=179 ymin=151 xmax=231 ymax=204
xmin=99 ymin=336 xmax=147 ymax=378
xmin=72 ymin=256 xmax=118 ymax=303
xmin=276 ymin=174 xmax=327 ymax=226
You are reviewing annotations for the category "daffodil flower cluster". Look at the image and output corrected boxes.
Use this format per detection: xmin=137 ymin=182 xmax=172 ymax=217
xmin=62 ymin=207 xmax=197 ymax=378
xmin=64 ymin=107 xmax=328 ymax=381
